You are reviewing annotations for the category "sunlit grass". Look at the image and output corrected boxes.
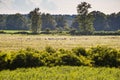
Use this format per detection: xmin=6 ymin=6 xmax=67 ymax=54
xmin=0 ymin=66 xmax=120 ymax=80
xmin=0 ymin=34 xmax=120 ymax=51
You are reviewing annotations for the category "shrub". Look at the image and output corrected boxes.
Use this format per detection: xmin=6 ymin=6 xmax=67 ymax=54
xmin=22 ymin=48 xmax=44 ymax=67
xmin=0 ymin=46 xmax=119 ymax=70
xmin=14 ymin=31 xmax=29 ymax=34
xmin=60 ymin=53 xmax=82 ymax=66
xmin=0 ymin=53 xmax=7 ymax=70
xmin=10 ymin=49 xmax=44 ymax=69
xmin=45 ymin=46 xmax=56 ymax=54
xmin=11 ymin=53 xmax=26 ymax=69
xmin=72 ymin=47 xmax=87 ymax=56
xmin=69 ymin=29 xmax=77 ymax=35
xmin=25 ymin=52 xmax=44 ymax=67
xmin=40 ymin=50 xmax=61 ymax=67
xmin=89 ymin=46 xmax=120 ymax=67
xmin=0 ymin=30 xmax=6 ymax=34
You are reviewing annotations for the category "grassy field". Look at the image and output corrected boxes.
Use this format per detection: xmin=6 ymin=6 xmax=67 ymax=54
xmin=0 ymin=66 xmax=120 ymax=80
xmin=0 ymin=34 xmax=120 ymax=51
xmin=0 ymin=34 xmax=120 ymax=80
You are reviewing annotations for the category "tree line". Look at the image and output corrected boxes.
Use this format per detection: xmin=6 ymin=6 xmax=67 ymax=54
xmin=0 ymin=2 xmax=120 ymax=34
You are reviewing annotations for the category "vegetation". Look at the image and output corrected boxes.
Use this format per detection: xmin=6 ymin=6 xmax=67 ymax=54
xmin=0 ymin=12 xmax=120 ymax=33
xmin=6 ymin=13 xmax=28 ymax=30
xmin=29 ymin=8 xmax=42 ymax=34
xmin=0 ymin=46 xmax=120 ymax=70
xmin=77 ymin=2 xmax=95 ymax=35
xmin=0 ymin=1 xmax=119 ymax=80
xmin=0 ymin=66 xmax=120 ymax=80
xmin=41 ymin=13 xmax=56 ymax=30
xmin=0 ymin=34 xmax=120 ymax=51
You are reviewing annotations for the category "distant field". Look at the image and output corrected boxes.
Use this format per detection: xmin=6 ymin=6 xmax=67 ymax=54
xmin=0 ymin=66 xmax=120 ymax=80
xmin=0 ymin=30 xmax=30 ymax=33
xmin=0 ymin=34 xmax=120 ymax=51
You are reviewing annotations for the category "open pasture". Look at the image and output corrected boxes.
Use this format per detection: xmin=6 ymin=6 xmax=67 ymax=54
xmin=0 ymin=34 xmax=120 ymax=51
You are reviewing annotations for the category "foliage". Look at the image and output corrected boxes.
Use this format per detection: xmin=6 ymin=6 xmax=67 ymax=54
xmin=91 ymin=11 xmax=109 ymax=31
xmin=107 ymin=13 xmax=120 ymax=31
xmin=29 ymin=8 xmax=41 ymax=33
xmin=0 ymin=13 xmax=120 ymax=33
xmin=0 ymin=15 xmax=6 ymax=30
xmin=94 ymin=31 xmax=120 ymax=35
xmin=55 ymin=15 xmax=68 ymax=31
xmin=71 ymin=16 xmax=79 ymax=30
xmin=6 ymin=13 xmax=29 ymax=30
xmin=59 ymin=51 xmax=82 ymax=66
xmin=72 ymin=47 xmax=87 ymax=56
xmin=11 ymin=53 xmax=26 ymax=69
xmin=41 ymin=13 xmax=56 ymax=30
xmin=69 ymin=29 xmax=77 ymax=35
xmin=45 ymin=46 xmax=56 ymax=54
xmin=0 ymin=53 xmax=8 ymax=70
xmin=0 ymin=46 xmax=120 ymax=70
xmin=89 ymin=46 xmax=120 ymax=67
xmin=77 ymin=2 xmax=95 ymax=35
xmin=0 ymin=66 xmax=120 ymax=80
xmin=0 ymin=30 xmax=6 ymax=34
xmin=0 ymin=11 xmax=120 ymax=32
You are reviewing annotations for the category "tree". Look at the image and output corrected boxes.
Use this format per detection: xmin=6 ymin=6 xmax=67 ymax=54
xmin=29 ymin=8 xmax=41 ymax=33
xmin=6 ymin=13 xmax=28 ymax=30
xmin=91 ymin=11 xmax=109 ymax=31
xmin=41 ymin=13 xmax=56 ymax=30
xmin=55 ymin=15 xmax=68 ymax=31
xmin=0 ymin=15 xmax=6 ymax=30
xmin=107 ymin=12 xmax=120 ymax=31
xmin=77 ymin=2 xmax=95 ymax=35
xmin=71 ymin=16 xmax=79 ymax=30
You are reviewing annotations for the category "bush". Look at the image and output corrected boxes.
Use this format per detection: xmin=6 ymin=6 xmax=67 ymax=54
xmin=94 ymin=31 xmax=120 ymax=35
xmin=40 ymin=50 xmax=61 ymax=67
xmin=0 ymin=53 xmax=7 ymax=70
xmin=25 ymin=52 xmax=44 ymax=67
xmin=10 ymin=49 xmax=44 ymax=69
xmin=72 ymin=47 xmax=87 ymax=56
xmin=89 ymin=46 xmax=120 ymax=67
xmin=0 ymin=46 xmax=119 ymax=70
xmin=0 ymin=30 xmax=6 ymax=34
xmin=11 ymin=53 xmax=26 ymax=69
xmin=45 ymin=46 xmax=56 ymax=54
xmin=40 ymin=49 xmax=83 ymax=66
xmin=57 ymin=50 xmax=82 ymax=66
xmin=59 ymin=53 xmax=82 ymax=66
xmin=14 ymin=31 xmax=29 ymax=34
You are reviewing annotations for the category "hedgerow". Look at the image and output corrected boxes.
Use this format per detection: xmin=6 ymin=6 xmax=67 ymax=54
xmin=0 ymin=46 xmax=120 ymax=70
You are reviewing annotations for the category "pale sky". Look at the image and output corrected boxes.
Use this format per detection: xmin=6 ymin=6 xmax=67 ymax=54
xmin=0 ymin=0 xmax=120 ymax=14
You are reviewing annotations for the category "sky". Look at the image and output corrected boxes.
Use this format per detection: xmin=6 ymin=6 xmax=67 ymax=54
xmin=0 ymin=0 xmax=120 ymax=14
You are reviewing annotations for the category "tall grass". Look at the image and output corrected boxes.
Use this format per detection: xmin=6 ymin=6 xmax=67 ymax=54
xmin=0 ymin=34 xmax=120 ymax=51
xmin=0 ymin=66 xmax=120 ymax=80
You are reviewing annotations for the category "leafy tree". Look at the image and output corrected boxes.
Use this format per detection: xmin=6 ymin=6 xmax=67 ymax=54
xmin=55 ymin=15 xmax=68 ymax=31
xmin=71 ymin=16 xmax=79 ymax=30
xmin=29 ymin=8 xmax=41 ymax=33
xmin=77 ymin=2 xmax=95 ymax=35
xmin=91 ymin=11 xmax=109 ymax=31
xmin=6 ymin=13 xmax=28 ymax=30
xmin=0 ymin=15 xmax=6 ymax=30
xmin=107 ymin=12 xmax=120 ymax=31
xmin=69 ymin=29 xmax=77 ymax=35
xmin=41 ymin=13 xmax=56 ymax=30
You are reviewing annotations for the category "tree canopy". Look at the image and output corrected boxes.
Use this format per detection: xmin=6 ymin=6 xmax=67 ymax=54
xmin=29 ymin=8 xmax=41 ymax=33
xmin=77 ymin=2 xmax=95 ymax=35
